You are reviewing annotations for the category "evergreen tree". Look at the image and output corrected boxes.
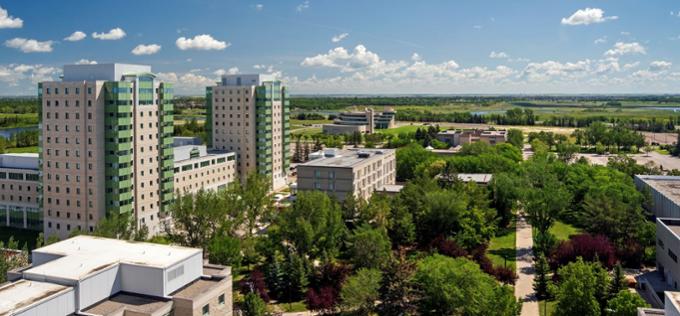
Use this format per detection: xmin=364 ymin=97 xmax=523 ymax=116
xmin=303 ymin=138 xmax=311 ymax=161
xmin=282 ymin=249 xmax=310 ymax=302
xmin=294 ymin=136 xmax=302 ymax=162
xmin=533 ymin=253 xmax=551 ymax=300
xmin=313 ymin=136 xmax=323 ymax=151
xmin=610 ymin=262 xmax=626 ymax=298
xmin=243 ymin=292 xmax=268 ymax=316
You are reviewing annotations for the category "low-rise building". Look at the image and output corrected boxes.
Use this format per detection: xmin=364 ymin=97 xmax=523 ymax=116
xmin=0 ymin=153 xmax=41 ymax=230
xmin=436 ymin=129 xmax=507 ymax=147
xmin=173 ymin=143 xmax=237 ymax=195
xmin=0 ymin=235 xmax=232 ymax=316
xmin=635 ymin=175 xmax=680 ymax=218
xmin=322 ymin=107 xmax=396 ymax=135
xmin=638 ymin=291 xmax=680 ymax=315
xmin=656 ymin=218 xmax=680 ymax=291
xmin=296 ymin=148 xmax=396 ymax=201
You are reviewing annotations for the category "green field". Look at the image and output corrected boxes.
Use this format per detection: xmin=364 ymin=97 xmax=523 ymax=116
xmin=550 ymin=221 xmax=581 ymax=241
xmin=377 ymin=125 xmax=421 ymax=136
xmin=6 ymin=146 xmax=38 ymax=153
xmin=488 ymin=223 xmax=517 ymax=271
xmin=538 ymin=300 xmax=556 ymax=316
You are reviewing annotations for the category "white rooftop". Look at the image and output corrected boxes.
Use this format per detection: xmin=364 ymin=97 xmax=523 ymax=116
xmin=0 ymin=153 xmax=39 ymax=170
xmin=219 ymin=74 xmax=275 ymax=86
xmin=25 ymin=235 xmax=200 ymax=281
xmin=62 ymin=63 xmax=151 ymax=81
xmin=0 ymin=279 xmax=71 ymax=315
xmin=456 ymin=173 xmax=494 ymax=183
xmin=300 ymin=148 xmax=394 ymax=168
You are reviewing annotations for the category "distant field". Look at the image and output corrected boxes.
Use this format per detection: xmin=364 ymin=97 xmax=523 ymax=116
xmin=6 ymin=146 xmax=38 ymax=153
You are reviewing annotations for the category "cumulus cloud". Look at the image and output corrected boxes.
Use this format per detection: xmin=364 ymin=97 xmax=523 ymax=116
xmin=0 ymin=64 xmax=58 ymax=86
xmin=604 ymin=42 xmax=646 ymax=57
xmin=4 ymin=38 xmax=53 ymax=53
xmin=297 ymin=1 xmax=310 ymax=12
xmin=75 ymin=59 xmax=97 ymax=65
xmin=561 ymin=8 xmax=618 ymax=26
xmin=157 ymin=72 xmax=218 ymax=94
xmin=176 ymin=34 xmax=229 ymax=50
xmin=0 ymin=6 xmax=22 ymax=29
xmin=213 ymin=67 xmax=239 ymax=76
xmin=92 ymin=27 xmax=126 ymax=40
xmin=489 ymin=51 xmax=509 ymax=59
xmin=331 ymin=33 xmax=349 ymax=43
xmin=64 ymin=31 xmax=86 ymax=42
xmin=650 ymin=60 xmax=672 ymax=71
xmin=623 ymin=62 xmax=639 ymax=70
xmin=411 ymin=53 xmax=422 ymax=62
xmin=594 ymin=36 xmax=607 ymax=44
xmin=131 ymin=44 xmax=161 ymax=55
xmin=301 ymin=45 xmax=384 ymax=72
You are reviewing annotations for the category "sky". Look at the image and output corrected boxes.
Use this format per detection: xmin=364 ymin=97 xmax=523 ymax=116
xmin=0 ymin=0 xmax=679 ymax=95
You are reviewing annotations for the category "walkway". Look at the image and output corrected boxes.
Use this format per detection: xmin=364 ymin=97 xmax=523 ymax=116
xmin=515 ymin=215 xmax=539 ymax=316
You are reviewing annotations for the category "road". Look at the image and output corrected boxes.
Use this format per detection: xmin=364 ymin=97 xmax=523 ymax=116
xmin=578 ymin=151 xmax=680 ymax=170
xmin=515 ymin=215 xmax=539 ymax=316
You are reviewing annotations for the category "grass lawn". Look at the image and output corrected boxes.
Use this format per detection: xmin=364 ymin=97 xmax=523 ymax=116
xmin=290 ymin=119 xmax=331 ymax=125
xmin=488 ymin=223 xmax=517 ymax=271
xmin=268 ymin=301 xmax=307 ymax=313
xmin=0 ymin=227 xmax=39 ymax=250
xmin=6 ymin=146 xmax=38 ymax=153
xmin=538 ymin=300 xmax=556 ymax=316
xmin=379 ymin=125 xmax=421 ymax=136
xmin=656 ymin=148 xmax=670 ymax=155
xmin=291 ymin=127 xmax=322 ymax=136
xmin=550 ymin=221 xmax=580 ymax=241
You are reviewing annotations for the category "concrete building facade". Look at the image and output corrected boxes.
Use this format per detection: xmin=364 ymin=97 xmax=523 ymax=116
xmin=296 ymin=148 xmax=396 ymax=201
xmin=0 ymin=235 xmax=232 ymax=316
xmin=635 ymin=175 xmax=680 ymax=218
xmin=322 ymin=107 xmax=396 ymax=135
xmin=207 ymin=74 xmax=290 ymax=190
xmin=0 ymin=154 xmax=41 ymax=230
xmin=436 ymin=129 xmax=508 ymax=147
xmin=40 ymin=63 xmax=175 ymax=238
xmin=173 ymin=144 xmax=237 ymax=195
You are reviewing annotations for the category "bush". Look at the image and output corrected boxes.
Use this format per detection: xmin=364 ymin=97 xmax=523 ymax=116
xmin=431 ymin=236 xmax=468 ymax=258
xmin=551 ymin=234 xmax=617 ymax=270
xmin=242 ymin=292 xmax=268 ymax=316
xmin=306 ymin=286 xmax=337 ymax=313
xmin=239 ymin=270 xmax=270 ymax=302
xmin=492 ymin=266 xmax=518 ymax=285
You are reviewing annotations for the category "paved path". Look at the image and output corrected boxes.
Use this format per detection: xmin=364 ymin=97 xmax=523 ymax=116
xmin=515 ymin=216 xmax=539 ymax=316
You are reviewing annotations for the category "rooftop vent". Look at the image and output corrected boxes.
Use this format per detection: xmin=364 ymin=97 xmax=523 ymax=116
xmin=357 ymin=151 xmax=371 ymax=158
xmin=324 ymin=149 xmax=337 ymax=157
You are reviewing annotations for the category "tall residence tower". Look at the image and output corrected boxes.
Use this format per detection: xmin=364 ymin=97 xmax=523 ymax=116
xmin=39 ymin=63 xmax=174 ymax=238
xmin=206 ymin=74 xmax=290 ymax=190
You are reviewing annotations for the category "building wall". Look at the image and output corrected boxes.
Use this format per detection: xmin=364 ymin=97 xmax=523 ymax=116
xmin=635 ymin=176 xmax=680 ymax=218
xmin=0 ymin=167 xmax=40 ymax=230
xmin=656 ymin=219 xmax=680 ymax=291
xmin=79 ymin=264 xmax=121 ymax=310
xmin=172 ymin=275 xmax=233 ymax=316
xmin=14 ymin=288 xmax=76 ymax=316
xmin=164 ymin=252 xmax=203 ymax=296
xmin=174 ymin=154 xmax=236 ymax=195
xmin=322 ymin=124 xmax=366 ymax=135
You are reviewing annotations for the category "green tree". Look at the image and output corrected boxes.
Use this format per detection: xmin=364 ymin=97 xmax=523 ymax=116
xmin=554 ymin=258 xmax=610 ymax=316
xmin=165 ymin=189 xmax=224 ymax=248
xmin=94 ymin=212 xmax=148 ymax=241
xmin=609 ymin=263 xmax=626 ymax=297
xmin=507 ymin=129 xmax=524 ymax=149
xmin=349 ymin=224 xmax=392 ymax=269
xmin=378 ymin=253 xmax=418 ymax=316
xmin=414 ymin=254 xmax=520 ymax=316
xmin=240 ymin=173 xmax=274 ymax=238
xmin=243 ymin=292 xmax=268 ymax=316
xmin=207 ymin=235 xmax=242 ymax=271
xmin=387 ymin=204 xmax=416 ymax=248
xmin=606 ymin=290 xmax=648 ymax=316
xmin=340 ymin=268 xmax=383 ymax=315
xmin=533 ymin=253 xmax=551 ymax=300
xmin=278 ymin=191 xmax=346 ymax=261
xmin=281 ymin=249 xmax=310 ymax=302
xmin=556 ymin=142 xmax=579 ymax=162
xmin=396 ymin=143 xmax=434 ymax=181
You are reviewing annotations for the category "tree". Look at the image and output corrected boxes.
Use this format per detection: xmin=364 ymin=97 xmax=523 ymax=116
xmin=556 ymin=142 xmax=579 ymax=162
xmin=282 ymin=249 xmax=310 ymax=302
xmin=278 ymin=191 xmax=346 ymax=261
xmin=340 ymin=268 xmax=382 ymax=315
xmin=349 ymin=224 xmax=392 ymax=269
xmin=387 ymin=204 xmax=416 ymax=248
xmin=491 ymin=172 xmax=521 ymax=228
xmin=533 ymin=253 xmax=551 ymax=300
xmin=507 ymin=129 xmax=524 ymax=149
xmin=166 ymin=189 xmax=224 ymax=248
xmin=207 ymin=235 xmax=242 ymax=271
xmin=378 ymin=252 xmax=418 ymax=316
xmin=242 ymin=293 xmax=268 ymax=316
xmin=553 ymin=258 xmax=610 ymax=316
xmin=94 ymin=212 xmax=148 ymax=241
xmin=413 ymin=254 xmax=521 ymax=316
xmin=610 ymin=263 xmax=626 ymax=297
xmin=240 ymin=173 xmax=274 ymax=238
xmin=606 ymin=290 xmax=648 ymax=316
xmin=595 ymin=142 xmax=606 ymax=155
xmin=396 ymin=143 xmax=434 ymax=181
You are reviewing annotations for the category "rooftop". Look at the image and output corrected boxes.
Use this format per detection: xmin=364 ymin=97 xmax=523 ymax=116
xmin=457 ymin=173 xmax=494 ymax=183
xmin=219 ymin=74 xmax=276 ymax=86
xmin=171 ymin=278 xmax=222 ymax=300
xmin=25 ymin=235 xmax=201 ymax=281
xmin=0 ymin=153 xmax=39 ymax=170
xmin=637 ymin=175 xmax=680 ymax=206
xmin=173 ymin=145 xmax=233 ymax=163
xmin=62 ymin=63 xmax=152 ymax=82
xmin=300 ymin=148 xmax=394 ymax=168
xmin=0 ymin=280 xmax=71 ymax=315
xmin=82 ymin=292 xmax=171 ymax=316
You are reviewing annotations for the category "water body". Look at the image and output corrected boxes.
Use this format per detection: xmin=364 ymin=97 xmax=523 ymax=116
xmin=0 ymin=126 xmax=38 ymax=139
xmin=648 ymin=107 xmax=680 ymax=112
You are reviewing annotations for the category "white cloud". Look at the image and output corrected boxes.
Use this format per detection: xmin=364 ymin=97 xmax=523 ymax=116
xmin=92 ymin=27 xmax=126 ymax=40
xmin=521 ymin=60 xmax=592 ymax=81
xmin=594 ymin=36 xmax=607 ymax=44
xmin=75 ymin=59 xmax=97 ymax=65
xmin=473 ymin=25 xmax=483 ymax=29
xmin=131 ymin=44 xmax=161 ymax=55
xmin=64 ymin=31 xmax=86 ymax=42
xmin=489 ymin=51 xmax=509 ymax=59
xmin=620 ymin=31 xmax=631 ymax=36
xmin=0 ymin=64 xmax=58 ymax=86
xmin=561 ymin=8 xmax=618 ymax=26
xmin=301 ymin=45 xmax=385 ymax=72
xmin=176 ymin=34 xmax=229 ymax=50
xmin=0 ymin=6 xmax=22 ymax=29
xmin=411 ymin=53 xmax=422 ymax=62
xmin=650 ymin=60 xmax=672 ymax=71
xmin=623 ymin=62 xmax=639 ymax=70
xmin=255 ymin=4 xmax=264 ymax=11
xmin=604 ymin=42 xmax=646 ymax=56
xmin=156 ymin=72 xmax=218 ymax=94
xmin=296 ymin=1 xmax=310 ymax=12
xmin=331 ymin=33 xmax=349 ymax=43
xmin=4 ymin=38 xmax=53 ymax=53
xmin=213 ymin=67 xmax=239 ymax=76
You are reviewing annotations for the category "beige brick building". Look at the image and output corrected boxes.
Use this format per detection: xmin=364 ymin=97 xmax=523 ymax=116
xmin=296 ymin=148 xmax=396 ymax=201
xmin=206 ymin=74 xmax=290 ymax=191
xmin=173 ymin=144 xmax=237 ymax=195
xmin=40 ymin=63 xmax=175 ymax=238
xmin=0 ymin=153 xmax=41 ymax=230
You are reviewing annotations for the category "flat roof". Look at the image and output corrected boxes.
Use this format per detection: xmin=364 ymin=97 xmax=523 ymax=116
xmin=62 ymin=63 xmax=151 ymax=81
xmin=171 ymin=278 xmax=221 ymax=300
xmin=0 ymin=280 xmax=71 ymax=315
xmin=381 ymin=184 xmax=404 ymax=193
xmin=173 ymin=145 xmax=234 ymax=163
xmin=0 ymin=153 xmax=39 ymax=170
xmin=457 ymin=173 xmax=494 ymax=183
xmin=25 ymin=235 xmax=201 ymax=281
xmin=637 ymin=175 xmax=680 ymax=206
xmin=299 ymin=148 xmax=394 ymax=169
xmin=83 ymin=292 xmax=171 ymax=316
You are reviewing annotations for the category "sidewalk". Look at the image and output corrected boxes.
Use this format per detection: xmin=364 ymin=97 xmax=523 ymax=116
xmin=515 ymin=216 xmax=539 ymax=316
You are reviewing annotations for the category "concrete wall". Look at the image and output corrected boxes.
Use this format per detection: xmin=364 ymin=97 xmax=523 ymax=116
xmin=635 ymin=176 xmax=680 ymax=218
xmin=79 ymin=264 xmax=121 ymax=310
xmin=15 ymin=288 xmax=76 ymax=316
xmin=120 ymin=263 xmax=164 ymax=297
xmin=164 ymin=252 xmax=203 ymax=295
xmin=31 ymin=251 xmax=64 ymax=267
xmin=656 ymin=218 xmax=680 ymax=290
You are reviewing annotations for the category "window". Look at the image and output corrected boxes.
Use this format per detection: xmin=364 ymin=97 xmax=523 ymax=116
xmin=167 ymin=265 xmax=184 ymax=281
xmin=218 ymin=294 xmax=225 ymax=306
xmin=202 ymin=304 xmax=209 ymax=316
xmin=670 ymin=249 xmax=678 ymax=263
xmin=659 ymin=238 xmax=665 ymax=249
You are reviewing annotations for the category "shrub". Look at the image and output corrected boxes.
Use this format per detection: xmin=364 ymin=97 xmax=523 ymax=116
xmin=492 ymin=266 xmax=518 ymax=285
xmin=239 ymin=269 xmax=270 ymax=302
xmin=551 ymin=234 xmax=617 ymax=270
xmin=431 ymin=236 xmax=468 ymax=258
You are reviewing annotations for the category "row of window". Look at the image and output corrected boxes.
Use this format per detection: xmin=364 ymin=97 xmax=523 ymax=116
xmin=44 ymin=87 xmax=92 ymax=95
xmin=0 ymin=172 xmax=38 ymax=182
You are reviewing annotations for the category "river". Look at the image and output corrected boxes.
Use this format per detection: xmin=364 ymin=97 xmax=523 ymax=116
xmin=0 ymin=126 xmax=38 ymax=139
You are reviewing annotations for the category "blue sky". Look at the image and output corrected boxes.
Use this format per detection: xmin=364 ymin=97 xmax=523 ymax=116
xmin=0 ymin=0 xmax=679 ymax=95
